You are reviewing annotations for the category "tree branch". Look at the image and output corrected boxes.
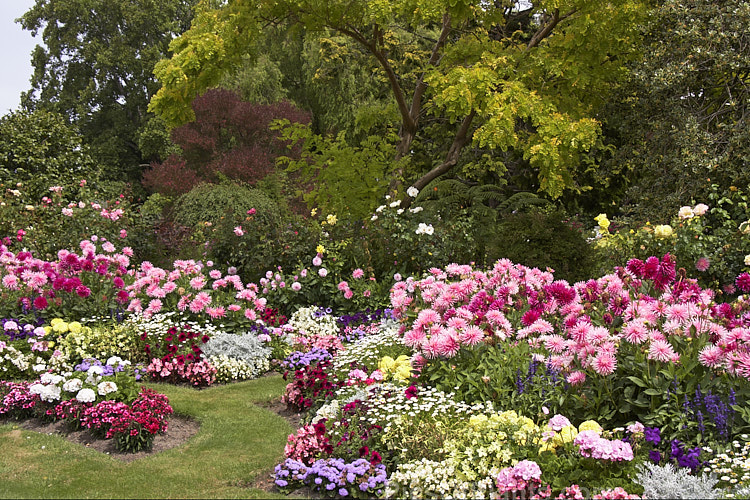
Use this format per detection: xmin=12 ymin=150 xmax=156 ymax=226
xmin=526 ymin=8 xmax=577 ymax=50
xmin=403 ymin=109 xmax=476 ymax=206
xmin=337 ymin=24 xmax=416 ymax=135
xmin=410 ymin=13 xmax=452 ymax=123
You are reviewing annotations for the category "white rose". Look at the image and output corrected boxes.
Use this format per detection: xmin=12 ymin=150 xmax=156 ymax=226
xmin=693 ymin=203 xmax=709 ymax=216
xmin=678 ymin=206 xmax=695 ymax=219
xmin=407 ymin=186 xmax=419 ymax=198
xmin=745 ymin=255 xmax=750 ymax=266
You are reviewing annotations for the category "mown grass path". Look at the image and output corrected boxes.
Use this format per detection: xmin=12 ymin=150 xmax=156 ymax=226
xmin=0 ymin=375 xmax=291 ymax=499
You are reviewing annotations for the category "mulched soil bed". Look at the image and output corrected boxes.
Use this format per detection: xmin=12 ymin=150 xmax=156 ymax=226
xmin=2 ymin=414 xmax=199 ymax=463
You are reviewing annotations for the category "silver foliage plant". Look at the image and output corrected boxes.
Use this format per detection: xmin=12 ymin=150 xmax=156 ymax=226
xmin=636 ymin=462 xmax=720 ymax=499
xmin=201 ymin=332 xmax=271 ymax=378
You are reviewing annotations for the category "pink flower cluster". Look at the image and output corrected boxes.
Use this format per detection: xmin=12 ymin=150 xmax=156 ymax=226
xmin=535 ymin=485 xmax=641 ymax=499
xmin=391 ymin=256 xmax=750 ymax=379
xmin=574 ymin=430 xmax=634 ymax=461
xmin=0 ymin=240 xmax=132 ymax=313
xmin=78 ymin=388 xmax=172 ymax=439
xmin=592 ymin=487 xmax=642 ymax=499
xmin=126 ymin=259 xmax=268 ymax=320
xmin=0 ymin=380 xmax=39 ymax=416
xmin=496 ymin=460 xmax=542 ymax=496
xmin=291 ymin=333 xmax=344 ymax=354
xmin=1 ymin=382 xmax=171 ymax=451
xmin=284 ymin=422 xmax=333 ymax=465
xmin=146 ymin=357 xmax=217 ymax=387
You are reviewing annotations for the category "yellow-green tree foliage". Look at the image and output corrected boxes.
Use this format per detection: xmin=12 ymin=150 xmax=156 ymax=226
xmin=150 ymin=0 xmax=647 ymax=200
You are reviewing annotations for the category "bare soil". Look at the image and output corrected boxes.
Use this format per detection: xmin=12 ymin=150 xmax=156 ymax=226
xmin=11 ymin=414 xmax=200 ymax=463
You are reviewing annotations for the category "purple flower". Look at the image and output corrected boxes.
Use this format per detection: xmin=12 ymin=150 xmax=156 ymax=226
xmin=644 ymin=426 xmax=661 ymax=445
xmin=649 ymin=450 xmax=662 ymax=463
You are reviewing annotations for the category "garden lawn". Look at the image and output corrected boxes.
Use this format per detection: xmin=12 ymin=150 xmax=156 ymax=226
xmin=0 ymin=375 xmax=290 ymax=499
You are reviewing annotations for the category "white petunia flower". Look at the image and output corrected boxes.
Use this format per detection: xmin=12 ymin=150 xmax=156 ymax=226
xmin=63 ymin=378 xmax=83 ymax=392
xmin=97 ymin=381 xmax=118 ymax=396
xmin=76 ymin=388 xmax=96 ymax=403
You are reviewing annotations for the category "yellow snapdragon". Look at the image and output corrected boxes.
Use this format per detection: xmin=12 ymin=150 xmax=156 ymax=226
xmin=378 ymin=355 xmax=413 ymax=382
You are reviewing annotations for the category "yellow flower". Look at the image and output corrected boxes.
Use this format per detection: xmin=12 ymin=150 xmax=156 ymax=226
xmin=311 ymin=208 xmax=318 ymax=217
xmin=579 ymin=420 xmax=603 ymax=435
xmin=50 ymin=318 xmax=64 ymax=326
xmin=68 ymin=322 xmax=82 ymax=334
xmin=558 ymin=425 xmax=579 ymax=444
xmin=378 ymin=356 xmax=396 ymax=373
xmin=52 ymin=321 xmax=69 ymax=333
xmin=594 ymin=213 xmax=610 ymax=230
xmin=539 ymin=440 xmax=557 ymax=453
xmin=316 ymin=244 xmax=325 ymax=254
xmin=326 ymin=214 xmax=337 ymax=225
xmin=469 ymin=415 xmax=489 ymax=428
xmin=393 ymin=365 xmax=412 ymax=381
xmin=654 ymin=224 xmax=674 ymax=239
xmin=497 ymin=410 xmax=519 ymax=426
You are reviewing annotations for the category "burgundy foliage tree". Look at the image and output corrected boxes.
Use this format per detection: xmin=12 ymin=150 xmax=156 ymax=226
xmin=143 ymin=89 xmax=311 ymax=196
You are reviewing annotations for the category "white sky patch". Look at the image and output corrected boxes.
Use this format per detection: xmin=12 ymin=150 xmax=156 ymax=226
xmin=0 ymin=0 xmax=42 ymax=115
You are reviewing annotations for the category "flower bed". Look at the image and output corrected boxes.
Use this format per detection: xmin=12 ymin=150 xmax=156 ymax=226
xmin=267 ymin=256 xmax=750 ymax=499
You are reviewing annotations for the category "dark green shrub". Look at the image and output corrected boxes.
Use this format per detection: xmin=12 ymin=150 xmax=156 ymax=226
xmin=173 ymin=181 xmax=318 ymax=280
xmin=173 ymin=182 xmax=282 ymax=229
xmin=489 ymin=209 xmax=597 ymax=283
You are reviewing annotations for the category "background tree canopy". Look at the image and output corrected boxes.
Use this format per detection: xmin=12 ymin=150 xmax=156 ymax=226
xmin=600 ymin=0 xmax=750 ymax=222
xmin=18 ymin=0 xmax=199 ymax=181
xmin=149 ymin=0 xmax=648 ymax=206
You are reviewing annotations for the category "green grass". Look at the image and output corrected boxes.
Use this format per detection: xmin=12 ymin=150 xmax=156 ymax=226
xmin=0 ymin=375 xmax=293 ymax=499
